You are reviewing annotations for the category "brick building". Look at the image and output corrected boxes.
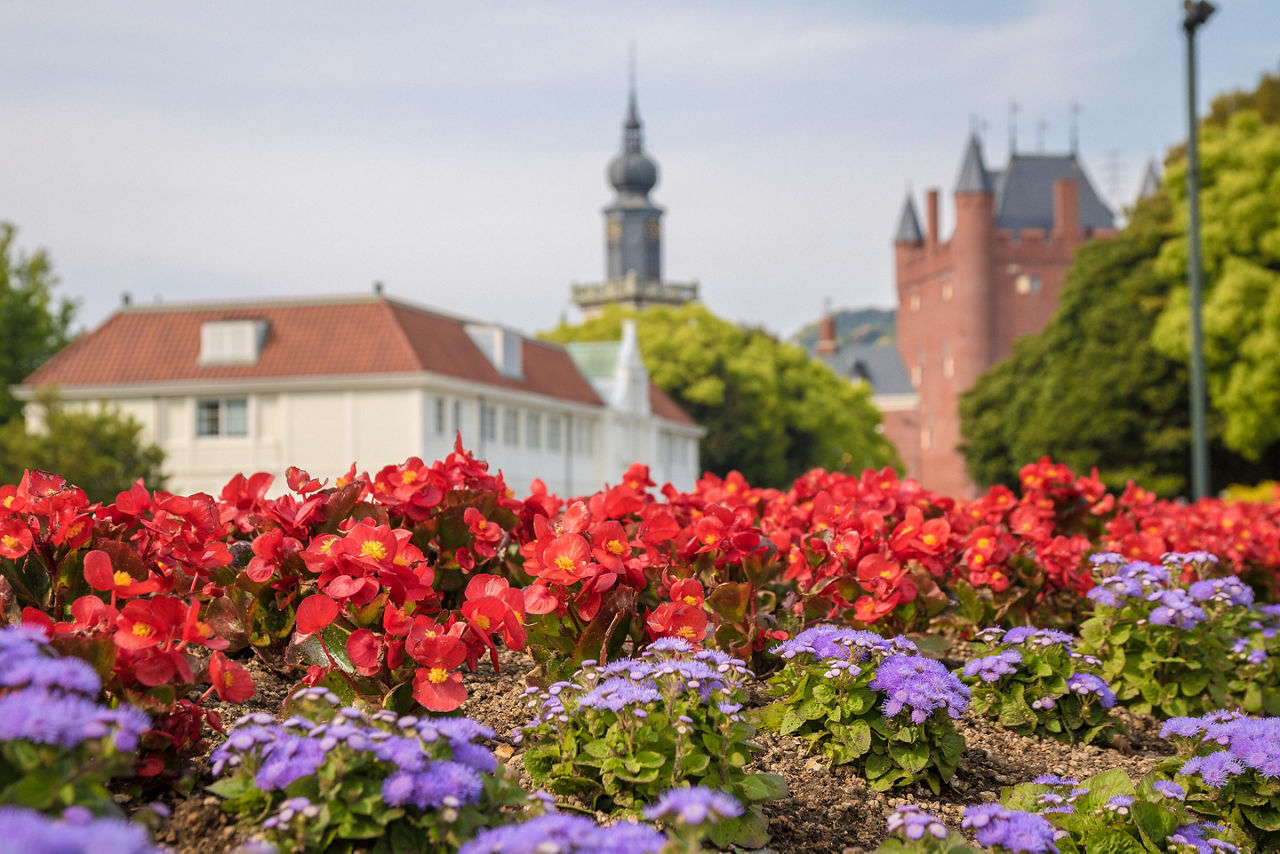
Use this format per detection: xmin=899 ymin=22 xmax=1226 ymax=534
xmin=893 ymin=134 xmax=1116 ymax=495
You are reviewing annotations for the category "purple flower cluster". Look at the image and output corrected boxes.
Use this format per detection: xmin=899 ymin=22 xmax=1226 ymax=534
xmin=458 ymin=814 xmax=666 ymax=854
xmin=516 ymin=645 xmax=753 ymax=739
xmin=885 ymin=805 xmax=948 ymax=841
xmin=212 ymin=687 xmax=497 ymax=813
xmin=1065 ymin=672 xmax=1116 ymax=708
xmin=1160 ymin=712 xmax=1280 ymax=788
xmin=999 ymin=627 xmax=1076 ymax=649
xmin=0 ymin=626 xmax=148 ymax=753
xmin=0 ymin=805 xmax=162 ymax=854
xmin=962 ymin=649 xmax=1023 ymax=683
xmin=1148 ymin=589 xmax=1207 ymax=630
xmin=1029 ymin=775 xmax=1088 ymax=815
xmin=1152 ymin=779 xmax=1186 ymax=801
xmin=1168 ymin=821 xmax=1240 ymax=853
xmin=770 ymin=625 xmax=917 ymax=662
xmin=961 ymin=804 xmax=1059 ymax=853
xmin=1187 ymin=576 xmax=1253 ymax=607
xmin=1086 ymin=559 xmax=1170 ymax=607
xmin=643 ymin=786 xmax=742 ymax=825
xmin=868 ymin=654 xmax=969 ymax=723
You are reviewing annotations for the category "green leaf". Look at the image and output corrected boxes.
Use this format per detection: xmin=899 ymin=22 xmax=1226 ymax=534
xmin=836 ymin=719 xmax=872 ymax=757
xmin=736 ymin=772 xmax=788 ymax=804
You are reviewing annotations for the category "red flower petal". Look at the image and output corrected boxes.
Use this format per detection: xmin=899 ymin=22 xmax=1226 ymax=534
xmin=346 ymin=628 xmax=382 ymax=675
xmin=83 ymin=550 xmax=116 ymax=592
xmin=296 ymin=594 xmax=340 ymax=635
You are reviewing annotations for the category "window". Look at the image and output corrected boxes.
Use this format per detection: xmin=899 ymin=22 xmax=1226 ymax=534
xmin=942 ymin=340 xmax=954 ymax=379
xmin=480 ymin=403 xmax=496 ymax=441
xmin=547 ymin=416 xmax=562 ymax=451
xmin=502 ymin=408 xmax=519 ymax=445
xmin=526 ymin=412 xmax=542 ymax=449
xmin=434 ymin=397 xmax=446 ymax=435
xmin=196 ymin=398 xmax=248 ymax=437
xmin=1016 ymin=273 xmax=1042 ymax=295
xmin=453 ymin=400 xmax=463 ymax=436
xmin=909 ymin=291 xmax=921 ymax=312
xmin=198 ymin=320 xmax=268 ymax=366
xmin=941 ymin=281 xmax=953 ymax=302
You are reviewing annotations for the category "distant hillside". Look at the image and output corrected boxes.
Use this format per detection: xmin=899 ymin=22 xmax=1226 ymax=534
xmin=792 ymin=307 xmax=896 ymax=353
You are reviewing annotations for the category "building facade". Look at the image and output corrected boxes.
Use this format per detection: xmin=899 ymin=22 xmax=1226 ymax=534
xmin=18 ymin=295 xmax=703 ymax=497
xmin=894 ymin=135 xmax=1116 ymax=495
xmin=571 ymin=87 xmax=698 ymax=318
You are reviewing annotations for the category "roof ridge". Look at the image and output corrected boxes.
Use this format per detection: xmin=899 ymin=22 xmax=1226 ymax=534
xmin=117 ymin=293 xmax=383 ymax=314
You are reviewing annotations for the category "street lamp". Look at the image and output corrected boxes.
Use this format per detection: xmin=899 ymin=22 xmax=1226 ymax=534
xmin=1184 ymin=0 xmax=1214 ymax=500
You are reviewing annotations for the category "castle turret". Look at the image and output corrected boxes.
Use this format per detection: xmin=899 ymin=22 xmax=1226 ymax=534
xmin=951 ymin=134 xmax=996 ymax=373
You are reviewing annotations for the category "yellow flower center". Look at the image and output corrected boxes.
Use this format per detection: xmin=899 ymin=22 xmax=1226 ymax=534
xmin=360 ymin=540 xmax=388 ymax=561
xmin=474 ymin=614 xmax=491 ymax=631
xmin=606 ymin=539 xmax=626 ymax=556
xmin=675 ymin=626 xmax=697 ymax=639
xmin=427 ymin=667 xmax=449 ymax=684
xmin=131 ymin=623 xmax=154 ymax=637
xmin=114 ymin=571 xmax=133 ymax=586
xmin=401 ymin=470 xmax=418 ymax=484
xmin=683 ymin=595 xmax=699 ymax=606
xmin=922 ymin=533 xmax=937 ymax=546
xmin=554 ymin=555 xmax=577 ymax=574
xmin=702 ymin=534 xmax=719 ymax=546
xmin=319 ymin=539 xmax=334 ymax=554
xmin=2 ymin=496 xmax=12 ymax=509
xmin=64 ymin=522 xmax=83 ymax=539
xmin=1 ymin=535 xmax=19 ymax=550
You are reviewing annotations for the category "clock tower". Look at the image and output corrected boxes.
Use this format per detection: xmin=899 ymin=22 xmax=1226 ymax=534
xmin=571 ymin=74 xmax=699 ymax=319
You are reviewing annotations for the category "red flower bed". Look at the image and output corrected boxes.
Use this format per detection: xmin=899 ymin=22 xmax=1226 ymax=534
xmin=3 ymin=442 xmax=1278 ymax=772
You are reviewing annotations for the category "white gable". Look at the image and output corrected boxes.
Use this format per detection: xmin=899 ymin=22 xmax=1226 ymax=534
xmin=199 ymin=319 xmax=269 ymax=366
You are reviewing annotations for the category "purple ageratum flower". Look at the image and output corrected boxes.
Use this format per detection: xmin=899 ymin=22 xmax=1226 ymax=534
xmin=254 ymin=733 xmax=329 ymax=791
xmin=578 ymin=677 xmax=662 ymax=712
xmin=962 ymin=649 xmax=1023 ymax=683
xmin=1224 ymin=717 xmax=1280 ymax=779
xmin=381 ymin=760 xmax=483 ymax=811
xmin=1180 ymin=751 xmax=1244 ymax=789
xmin=770 ymin=625 xmax=892 ymax=662
xmin=0 ymin=687 xmax=149 ymax=752
xmin=1103 ymin=795 xmax=1134 ymax=816
xmin=1169 ymin=821 xmax=1240 ymax=854
xmin=1187 ymin=577 xmax=1254 ymax=607
xmin=646 ymin=637 xmax=694 ymax=654
xmin=886 ymin=805 xmax=948 ymax=841
xmin=0 ymin=654 xmax=102 ymax=698
xmin=961 ymin=805 xmax=1059 ymax=853
xmin=643 ymin=786 xmax=743 ymax=826
xmin=420 ymin=716 xmax=494 ymax=748
xmin=458 ymin=814 xmax=666 ymax=854
xmin=1161 ymin=715 xmax=1208 ymax=740
xmin=0 ymin=805 xmax=163 ymax=854
xmin=1163 ymin=551 xmax=1219 ymax=566
xmin=1149 ymin=589 xmax=1206 ymax=630
xmin=869 ymin=654 xmax=969 ymax=723
xmin=1065 ymin=672 xmax=1116 ymax=708
xmin=1089 ymin=552 xmax=1127 ymax=566
xmin=1153 ymin=779 xmax=1186 ymax=801
xmin=1032 ymin=775 xmax=1079 ymax=786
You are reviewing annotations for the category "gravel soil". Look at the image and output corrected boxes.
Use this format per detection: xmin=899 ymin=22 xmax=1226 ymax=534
xmin=148 ymin=647 xmax=1176 ymax=853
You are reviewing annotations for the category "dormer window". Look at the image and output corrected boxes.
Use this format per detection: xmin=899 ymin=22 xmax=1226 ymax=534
xmin=199 ymin=319 xmax=269 ymax=366
xmin=465 ymin=324 xmax=523 ymax=379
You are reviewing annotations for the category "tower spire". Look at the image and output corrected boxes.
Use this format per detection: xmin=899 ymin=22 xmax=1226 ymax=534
xmin=624 ymin=41 xmax=642 ymax=151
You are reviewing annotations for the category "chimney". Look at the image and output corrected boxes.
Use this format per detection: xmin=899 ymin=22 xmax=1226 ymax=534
xmin=121 ymin=292 xmax=132 ymax=307
xmin=373 ymin=280 xmax=384 ymax=297
xmin=1052 ymin=179 xmax=1080 ymax=238
xmin=926 ymin=189 xmax=940 ymax=248
xmin=815 ymin=305 xmax=838 ymax=357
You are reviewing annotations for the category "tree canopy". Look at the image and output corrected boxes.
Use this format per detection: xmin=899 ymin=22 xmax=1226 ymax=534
xmin=0 ymin=223 xmax=75 ymax=424
xmin=960 ymin=70 xmax=1280 ymax=496
xmin=0 ymin=391 xmax=167 ymax=503
xmin=543 ymin=303 xmax=900 ymax=487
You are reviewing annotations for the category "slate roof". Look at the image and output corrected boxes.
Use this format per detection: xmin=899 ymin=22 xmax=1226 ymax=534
xmin=993 ymin=154 xmax=1115 ymax=231
xmin=955 ymin=134 xmax=992 ymax=193
xmin=22 ymin=295 xmax=605 ymax=407
xmin=819 ymin=345 xmax=916 ymax=397
xmin=893 ymin=195 xmax=924 ymax=244
xmin=1138 ymin=158 xmax=1162 ymax=200
xmin=563 ymin=340 xmax=699 ymax=426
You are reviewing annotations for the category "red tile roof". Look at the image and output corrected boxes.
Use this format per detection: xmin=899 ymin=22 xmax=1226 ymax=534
xmin=23 ymin=296 xmax=603 ymax=407
xmin=650 ymin=384 xmax=698 ymax=427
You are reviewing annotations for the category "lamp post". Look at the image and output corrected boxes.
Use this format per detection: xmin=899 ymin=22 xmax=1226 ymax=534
xmin=1184 ymin=0 xmax=1214 ymax=500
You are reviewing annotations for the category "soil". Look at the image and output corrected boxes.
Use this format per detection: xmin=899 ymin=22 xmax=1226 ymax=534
xmin=148 ymin=648 xmax=1176 ymax=853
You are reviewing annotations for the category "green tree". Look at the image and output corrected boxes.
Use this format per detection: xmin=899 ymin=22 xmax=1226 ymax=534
xmin=1151 ymin=111 xmax=1280 ymax=459
xmin=0 ymin=391 xmax=167 ymax=503
xmin=544 ymin=304 xmax=900 ymax=487
xmin=0 ymin=223 xmax=75 ymax=424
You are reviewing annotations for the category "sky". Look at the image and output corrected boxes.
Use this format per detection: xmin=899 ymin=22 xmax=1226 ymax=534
xmin=2 ymin=1 xmax=1278 ymax=342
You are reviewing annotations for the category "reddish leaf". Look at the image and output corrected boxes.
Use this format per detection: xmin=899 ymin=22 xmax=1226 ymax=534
xmin=296 ymin=594 xmax=339 ymax=636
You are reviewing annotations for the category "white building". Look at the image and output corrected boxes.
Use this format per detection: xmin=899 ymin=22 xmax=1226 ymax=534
xmin=17 ymin=294 xmax=702 ymax=497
